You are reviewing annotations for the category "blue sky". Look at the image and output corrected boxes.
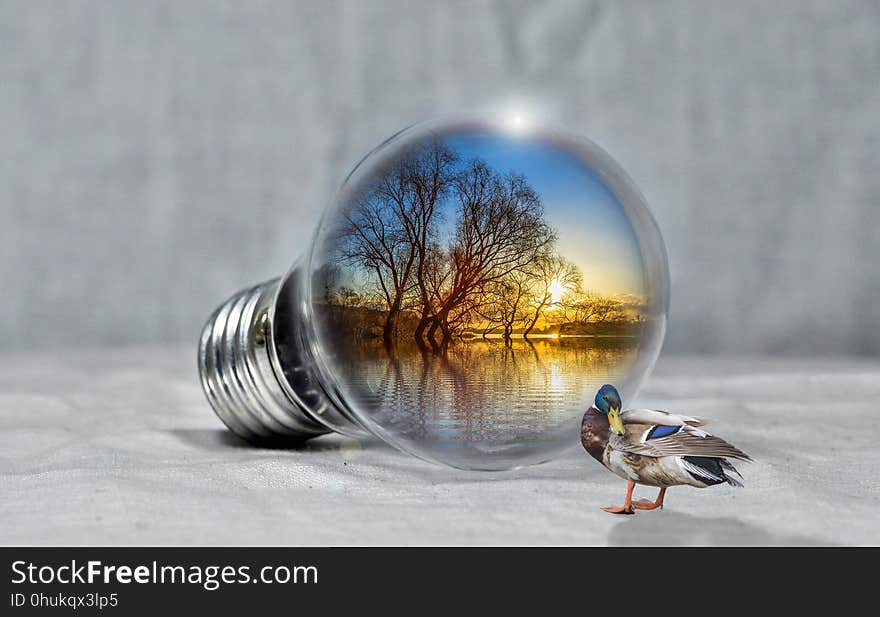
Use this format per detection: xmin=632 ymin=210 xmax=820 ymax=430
xmin=443 ymin=131 xmax=645 ymax=296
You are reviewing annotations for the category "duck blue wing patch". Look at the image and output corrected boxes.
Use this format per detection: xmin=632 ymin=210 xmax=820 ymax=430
xmin=646 ymin=424 xmax=682 ymax=440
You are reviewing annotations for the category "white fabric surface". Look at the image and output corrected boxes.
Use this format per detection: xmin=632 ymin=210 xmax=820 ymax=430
xmin=1 ymin=348 xmax=878 ymax=546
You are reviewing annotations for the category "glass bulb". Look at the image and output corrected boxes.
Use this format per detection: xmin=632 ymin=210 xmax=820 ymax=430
xmin=199 ymin=114 xmax=669 ymax=471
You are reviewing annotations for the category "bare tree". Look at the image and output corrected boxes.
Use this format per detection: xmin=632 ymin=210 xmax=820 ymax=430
xmin=522 ymin=256 xmax=582 ymax=338
xmin=338 ymin=140 xmax=456 ymax=348
xmin=429 ymin=162 xmax=557 ymax=347
xmin=476 ymin=272 xmax=533 ymax=341
xmin=562 ymin=291 xmax=624 ymax=325
xmin=401 ymin=141 xmax=458 ymax=345
xmin=339 ymin=190 xmax=413 ymax=347
xmin=334 ymin=146 xmax=585 ymax=352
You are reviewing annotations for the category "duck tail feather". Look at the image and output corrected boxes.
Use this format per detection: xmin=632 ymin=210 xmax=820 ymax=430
xmin=720 ymin=459 xmax=745 ymax=487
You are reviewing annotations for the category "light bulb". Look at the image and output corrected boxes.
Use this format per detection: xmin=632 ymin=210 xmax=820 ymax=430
xmin=198 ymin=114 xmax=669 ymax=470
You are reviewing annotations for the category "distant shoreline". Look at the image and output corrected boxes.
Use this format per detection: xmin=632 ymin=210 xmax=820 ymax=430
xmin=462 ymin=333 xmax=638 ymax=340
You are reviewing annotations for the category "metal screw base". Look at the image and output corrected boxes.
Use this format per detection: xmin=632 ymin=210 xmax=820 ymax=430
xmin=197 ymin=278 xmax=333 ymax=442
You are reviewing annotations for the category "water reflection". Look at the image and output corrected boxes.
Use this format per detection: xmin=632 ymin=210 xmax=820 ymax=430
xmin=329 ymin=336 xmax=637 ymax=466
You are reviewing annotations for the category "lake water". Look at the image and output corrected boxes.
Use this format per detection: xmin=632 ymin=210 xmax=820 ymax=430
xmin=328 ymin=336 xmax=639 ymax=469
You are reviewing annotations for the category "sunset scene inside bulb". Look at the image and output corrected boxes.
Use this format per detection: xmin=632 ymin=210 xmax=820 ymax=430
xmin=308 ymin=118 xmax=667 ymax=469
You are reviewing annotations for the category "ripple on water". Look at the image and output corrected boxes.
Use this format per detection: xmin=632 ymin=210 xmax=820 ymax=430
xmin=334 ymin=338 xmax=637 ymax=448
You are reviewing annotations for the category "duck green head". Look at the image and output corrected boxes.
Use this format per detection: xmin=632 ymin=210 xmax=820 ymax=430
xmin=595 ymin=384 xmax=624 ymax=435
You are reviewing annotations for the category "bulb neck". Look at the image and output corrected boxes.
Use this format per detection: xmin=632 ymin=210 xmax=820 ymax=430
xmin=197 ymin=277 xmax=359 ymax=443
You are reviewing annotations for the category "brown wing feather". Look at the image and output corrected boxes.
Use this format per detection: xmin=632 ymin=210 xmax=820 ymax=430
xmin=612 ymin=424 xmax=752 ymax=461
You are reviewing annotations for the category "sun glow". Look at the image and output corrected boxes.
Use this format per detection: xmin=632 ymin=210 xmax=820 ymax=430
xmin=502 ymin=107 xmax=534 ymax=135
xmin=548 ymin=278 xmax=566 ymax=303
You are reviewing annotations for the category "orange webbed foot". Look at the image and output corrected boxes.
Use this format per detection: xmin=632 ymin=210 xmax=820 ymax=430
xmin=601 ymin=481 xmax=638 ymax=515
xmin=601 ymin=503 xmax=635 ymax=515
xmin=632 ymin=488 xmax=666 ymax=511
xmin=631 ymin=498 xmax=662 ymax=511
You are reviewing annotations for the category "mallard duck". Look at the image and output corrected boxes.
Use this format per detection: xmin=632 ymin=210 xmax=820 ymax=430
xmin=581 ymin=384 xmax=751 ymax=514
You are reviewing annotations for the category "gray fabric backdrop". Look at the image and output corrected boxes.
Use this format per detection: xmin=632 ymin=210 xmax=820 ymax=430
xmin=2 ymin=1 xmax=878 ymax=355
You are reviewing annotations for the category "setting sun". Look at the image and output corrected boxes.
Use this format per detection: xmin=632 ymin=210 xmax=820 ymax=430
xmin=548 ymin=278 xmax=566 ymax=303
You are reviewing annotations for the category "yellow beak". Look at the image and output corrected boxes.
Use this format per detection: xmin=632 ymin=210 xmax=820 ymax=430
xmin=607 ymin=407 xmax=625 ymax=436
